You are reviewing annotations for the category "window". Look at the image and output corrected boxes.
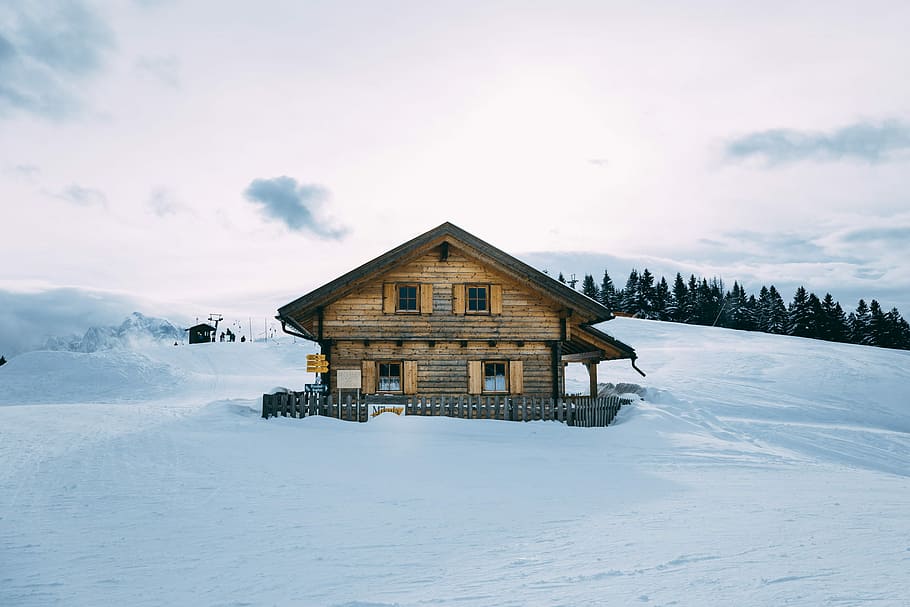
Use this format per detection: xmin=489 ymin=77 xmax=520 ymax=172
xmin=397 ymin=285 xmax=418 ymax=312
xmin=466 ymin=284 xmax=488 ymax=313
xmin=454 ymin=284 xmax=501 ymax=315
xmin=378 ymin=362 xmax=402 ymax=392
xmin=483 ymin=361 xmax=507 ymax=392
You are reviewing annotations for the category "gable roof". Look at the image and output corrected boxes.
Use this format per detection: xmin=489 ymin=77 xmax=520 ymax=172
xmin=276 ymin=222 xmax=635 ymax=359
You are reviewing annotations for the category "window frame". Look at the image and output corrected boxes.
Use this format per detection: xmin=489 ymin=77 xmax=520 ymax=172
xmin=377 ymin=361 xmax=403 ymax=393
xmin=396 ymin=284 xmax=420 ymax=313
xmin=482 ymin=360 xmax=508 ymax=393
xmin=465 ymin=283 xmax=490 ymax=314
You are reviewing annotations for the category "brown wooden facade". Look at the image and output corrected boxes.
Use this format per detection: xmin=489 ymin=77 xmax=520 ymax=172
xmin=277 ymin=223 xmax=638 ymax=399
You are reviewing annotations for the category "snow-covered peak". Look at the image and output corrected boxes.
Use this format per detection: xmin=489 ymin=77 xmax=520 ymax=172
xmin=44 ymin=312 xmax=183 ymax=353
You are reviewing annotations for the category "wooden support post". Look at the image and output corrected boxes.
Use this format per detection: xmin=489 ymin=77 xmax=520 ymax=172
xmin=587 ymin=362 xmax=598 ymax=399
xmin=551 ymin=342 xmax=562 ymax=401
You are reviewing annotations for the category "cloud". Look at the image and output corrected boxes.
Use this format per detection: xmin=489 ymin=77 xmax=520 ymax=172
xmin=0 ymin=1 xmax=115 ymax=119
xmin=57 ymin=184 xmax=108 ymax=207
xmin=724 ymin=120 xmax=910 ymax=165
xmin=698 ymin=230 xmax=864 ymax=265
xmin=147 ymin=187 xmax=189 ymax=217
xmin=5 ymin=163 xmax=40 ymax=179
xmin=135 ymin=55 xmax=179 ymax=88
xmin=0 ymin=286 xmax=142 ymax=357
xmin=838 ymin=225 xmax=910 ymax=245
xmin=243 ymin=176 xmax=349 ymax=239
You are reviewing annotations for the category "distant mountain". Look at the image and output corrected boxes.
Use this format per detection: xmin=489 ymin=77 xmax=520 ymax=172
xmin=44 ymin=312 xmax=183 ymax=353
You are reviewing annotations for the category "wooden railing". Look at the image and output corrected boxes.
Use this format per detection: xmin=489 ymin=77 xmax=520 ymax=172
xmin=261 ymin=393 xmax=628 ymax=428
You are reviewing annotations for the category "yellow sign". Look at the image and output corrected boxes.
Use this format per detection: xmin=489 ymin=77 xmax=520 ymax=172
xmin=306 ymin=354 xmax=329 ymax=373
xmin=370 ymin=405 xmax=404 ymax=418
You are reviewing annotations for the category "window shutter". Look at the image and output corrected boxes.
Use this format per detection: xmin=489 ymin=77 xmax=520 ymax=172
xmin=490 ymin=284 xmax=503 ymax=315
xmin=509 ymin=360 xmax=523 ymax=394
xmin=453 ymin=284 xmax=466 ymax=315
xmin=403 ymin=361 xmax=418 ymax=394
xmin=468 ymin=360 xmax=482 ymax=394
xmin=361 ymin=361 xmax=376 ymax=393
xmin=420 ymin=284 xmax=433 ymax=315
xmin=382 ymin=283 xmax=395 ymax=314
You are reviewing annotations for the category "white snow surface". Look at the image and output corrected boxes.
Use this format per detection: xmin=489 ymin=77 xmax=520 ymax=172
xmin=1 ymin=318 xmax=908 ymax=606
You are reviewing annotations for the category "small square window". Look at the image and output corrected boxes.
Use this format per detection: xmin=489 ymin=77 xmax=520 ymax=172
xmin=397 ymin=285 xmax=418 ymax=312
xmin=483 ymin=361 xmax=507 ymax=392
xmin=378 ymin=362 xmax=402 ymax=392
xmin=467 ymin=285 xmax=488 ymax=313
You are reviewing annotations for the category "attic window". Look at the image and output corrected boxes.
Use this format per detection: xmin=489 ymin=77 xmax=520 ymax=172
xmin=397 ymin=285 xmax=419 ymax=312
xmin=466 ymin=284 xmax=488 ymax=313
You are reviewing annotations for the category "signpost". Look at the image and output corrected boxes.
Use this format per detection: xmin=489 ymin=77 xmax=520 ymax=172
xmin=306 ymin=353 xmax=329 ymax=374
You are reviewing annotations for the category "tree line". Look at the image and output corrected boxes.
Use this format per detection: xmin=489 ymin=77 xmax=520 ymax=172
xmin=562 ymin=269 xmax=910 ymax=351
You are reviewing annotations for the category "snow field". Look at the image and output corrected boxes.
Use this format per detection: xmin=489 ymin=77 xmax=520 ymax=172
xmin=1 ymin=320 xmax=909 ymax=606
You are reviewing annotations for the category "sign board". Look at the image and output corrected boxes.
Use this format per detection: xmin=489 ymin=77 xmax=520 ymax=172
xmin=306 ymin=353 xmax=329 ymax=373
xmin=304 ymin=383 xmax=329 ymax=393
xmin=369 ymin=404 xmax=405 ymax=418
xmin=336 ymin=369 xmax=362 ymax=390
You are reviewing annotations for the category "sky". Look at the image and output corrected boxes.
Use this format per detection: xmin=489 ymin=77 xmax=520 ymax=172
xmin=2 ymin=0 xmax=910 ymax=353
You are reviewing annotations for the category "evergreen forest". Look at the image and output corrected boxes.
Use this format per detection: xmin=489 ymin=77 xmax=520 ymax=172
xmin=565 ymin=269 xmax=910 ymax=351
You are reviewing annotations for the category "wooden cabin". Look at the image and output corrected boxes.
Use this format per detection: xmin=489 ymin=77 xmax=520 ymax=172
xmin=186 ymin=323 xmax=216 ymax=344
xmin=276 ymin=222 xmax=639 ymax=399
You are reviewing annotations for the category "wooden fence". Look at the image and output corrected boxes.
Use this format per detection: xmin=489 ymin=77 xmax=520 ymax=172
xmin=261 ymin=393 xmax=628 ymax=428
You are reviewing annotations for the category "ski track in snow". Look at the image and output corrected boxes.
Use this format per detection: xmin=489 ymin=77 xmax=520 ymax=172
xmin=1 ymin=321 xmax=909 ymax=606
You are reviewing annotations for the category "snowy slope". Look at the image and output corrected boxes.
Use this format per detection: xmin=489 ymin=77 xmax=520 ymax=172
xmin=1 ymin=319 xmax=908 ymax=606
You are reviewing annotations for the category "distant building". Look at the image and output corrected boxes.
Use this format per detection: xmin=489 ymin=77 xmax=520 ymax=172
xmin=186 ymin=323 xmax=216 ymax=344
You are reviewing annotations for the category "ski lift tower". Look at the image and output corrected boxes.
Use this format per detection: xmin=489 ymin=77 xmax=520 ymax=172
xmin=208 ymin=314 xmax=223 ymax=341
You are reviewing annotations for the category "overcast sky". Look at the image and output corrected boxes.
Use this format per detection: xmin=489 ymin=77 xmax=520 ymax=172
xmin=2 ymin=0 xmax=910 ymax=350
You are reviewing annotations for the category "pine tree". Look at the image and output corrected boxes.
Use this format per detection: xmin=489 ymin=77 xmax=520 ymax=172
xmin=868 ymin=300 xmax=887 ymax=346
xmin=600 ymin=269 xmax=616 ymax=310
xmin=621 ymin=270 xmax=640 ymax=315
xmin=728 ymin=282 xmax=754 ymax=330
xmin=558 ymin=272 xmax=567 ymax=284
xmin=742 ymin=294 xmax=759 ymax=331
xmin=884 ymin=308 xmax=910 ymax=349
xmin=787 ymin=286 xmax=814 ymax=337
xmin=654 ymin=276 xmax=670 ymax=321
xmin=636 ymin=268 xmax=657 ymax=319
xmin=668 ymin=273 xmax=687 ymax=323
xmin=694 ymin=278 xmax=723 ymax=325
xmin=833 ymin=303 xmax=849 ymax=342
xmin=767 ymin=286 xmax=788 ymax=334
xmin=807 ymin=293 xmax=825 ymax=339
xmin=685 ymin=274 xmax=699 ymax=323
xmin=819 ymin=293 xmax=848 ymax=342
xmin=850 ymin=299 xmax=872 ymax=345
xmin=581 ymin=274 xmax=600 ymax=301
xmin=756 ymin=286 xmax=771 ymax=332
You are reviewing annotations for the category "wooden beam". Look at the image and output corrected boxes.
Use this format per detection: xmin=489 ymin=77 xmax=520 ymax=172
xmin=561 ymin=351 xmax=604 ymax=363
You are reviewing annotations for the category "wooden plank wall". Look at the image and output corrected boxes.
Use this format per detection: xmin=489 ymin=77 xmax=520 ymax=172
xmin=332 ymin=341 xmax=553 ymax=395
xmin=320 ymin=249 xmax=563 ymax=341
